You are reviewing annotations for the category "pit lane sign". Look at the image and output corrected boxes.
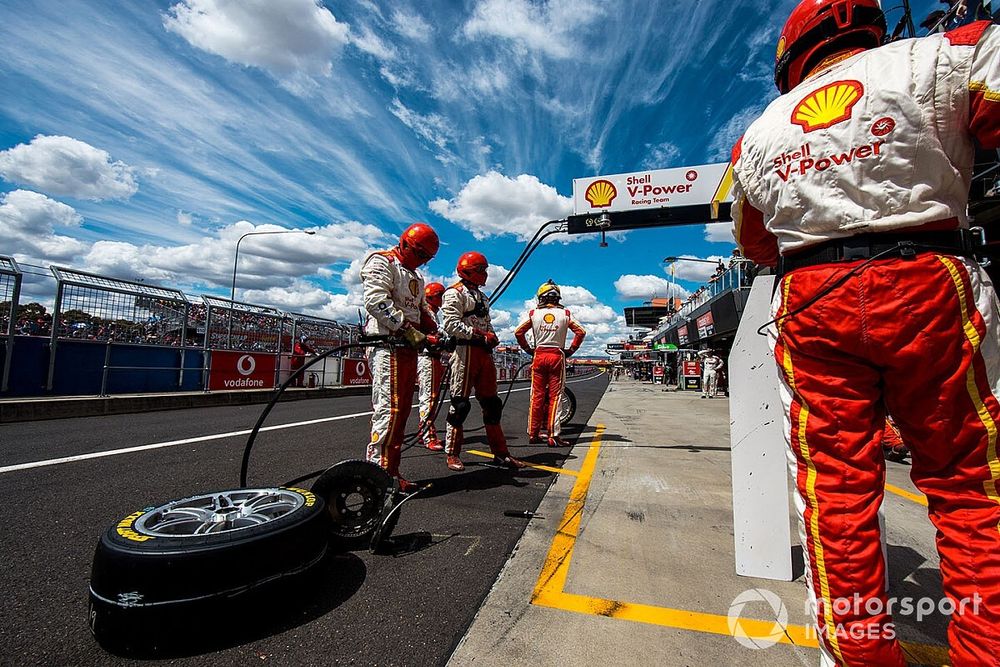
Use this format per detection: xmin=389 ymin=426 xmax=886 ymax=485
xmin=209 ymin=351 xmax=276 ymax=391
xmin=568 ymin=162 xmax=734 ymax=234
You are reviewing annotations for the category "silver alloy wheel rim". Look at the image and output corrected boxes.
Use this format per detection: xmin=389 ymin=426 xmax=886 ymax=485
xmin=558 ymin=390 xmax=572 ymax=425
xmin=133 ymin=489 xmax=304 ymax=537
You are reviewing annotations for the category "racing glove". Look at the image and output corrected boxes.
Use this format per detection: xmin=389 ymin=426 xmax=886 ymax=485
xmin=400 ymin=322 xmax=427 ymax=350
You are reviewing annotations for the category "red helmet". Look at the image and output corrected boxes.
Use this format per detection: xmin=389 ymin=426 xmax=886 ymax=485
xmin=398 ymin=222 xmax=439 ymax=269
xmin=424 ymin=281 xmax=445 ymax=310
xmin=457 ymin=251 xmax=488 ymax=286
xmin=774 ymin=0 xmax=885 ymax=94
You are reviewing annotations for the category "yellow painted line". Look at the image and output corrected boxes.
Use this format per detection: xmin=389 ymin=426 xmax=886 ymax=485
xmin=528 ymin=424 xmax=950 ymax=663
xmin=885 ymin=483 xmax=928 ymax=507
xmin=466 ymin=449 xmax=579 ymax=477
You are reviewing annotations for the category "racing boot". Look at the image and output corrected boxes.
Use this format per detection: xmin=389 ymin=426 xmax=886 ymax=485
xmin=527 ymin=433 xmax=544 ymax=445
xmin=547 ymin=436 xmax=571 ymax=448
xmin=486 ymin=424 xmax=527 ymax=469
xmin=446 ymin=424 xmax=465 ymax=471
xmin=423 ymin=422 xmax=444 ymax=451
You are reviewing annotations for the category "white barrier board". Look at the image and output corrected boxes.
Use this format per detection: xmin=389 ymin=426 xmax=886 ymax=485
xmin=729 ymin=274 xmax=793 ymax=580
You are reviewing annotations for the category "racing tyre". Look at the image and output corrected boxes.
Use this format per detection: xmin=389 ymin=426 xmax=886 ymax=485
xmin=89 ymin=487 xmax=328 ymax=652
xmin=558 ymin=387 xmax=577 ymax=426
xmin=312 ymin=459 xmax=392 ymax=550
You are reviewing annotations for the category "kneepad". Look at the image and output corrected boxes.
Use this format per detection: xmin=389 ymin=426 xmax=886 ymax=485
xmin=447 ymin=396 xmax=472 ymax=427
xmin=479 ymin=395 xmax=503 ymax=425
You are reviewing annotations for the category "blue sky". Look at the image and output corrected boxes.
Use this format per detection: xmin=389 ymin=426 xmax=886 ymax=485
xmin=0 ymin=0 xmax=941 ymax=354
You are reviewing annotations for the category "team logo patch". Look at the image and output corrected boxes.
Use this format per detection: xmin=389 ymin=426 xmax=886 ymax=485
xmin=791 ymin=80 xmax=863 ymax=133
xmin=585 ymin=179 xmax=617 ymax=208
xmin=543 ymin=313 xmax=556 ymax=324
xmin=871 ymin=117 xmax=895 ymax=137
xmin=408 ymin=279 xmax=419 ymax=297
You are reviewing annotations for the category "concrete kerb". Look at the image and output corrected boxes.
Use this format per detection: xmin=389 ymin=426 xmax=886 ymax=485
xmin=448 ymin=381 xmax=949 ymax=667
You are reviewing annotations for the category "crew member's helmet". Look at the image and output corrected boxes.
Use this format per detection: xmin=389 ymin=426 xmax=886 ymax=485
xmin=536 ymin=280 xmax=561 ymax=305
xmin=424 ymin=282 xmax=445 ymax=310
xmin=457 ymin=251 xmax=489 ymax=286
xmin=774 ymin=0 xmax=885 ymax=94
xmin=398 ymin=223 xmax=439 ymax=269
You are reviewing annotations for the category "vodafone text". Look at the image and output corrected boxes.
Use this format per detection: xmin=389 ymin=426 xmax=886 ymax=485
xmin=223 ymin=377 xmax=265 ymax=388
xmin=772 ymin=140 xmax=885 ymax=182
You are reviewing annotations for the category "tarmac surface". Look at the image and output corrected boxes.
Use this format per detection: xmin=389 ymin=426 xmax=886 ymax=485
xmin=0 ymin=374 xmax=955 ymax=666
xmin=0 ymin=370 xmax=608 ymax=666
xmin=450 ymin=380 xmax=951 ymax=667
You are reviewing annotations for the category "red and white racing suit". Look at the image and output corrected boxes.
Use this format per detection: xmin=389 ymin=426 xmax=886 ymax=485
xmin=417 ymin=310 xmax=445 ymax=449
xmin=732 ymin=22 xmax=1000 ymax=666
xmin=440 ymin=280 xmax=511 ymax=458
xmin=514 ymin=306 xmax=586 ymax=439
xmin=361 ymin=249 xmax=426 ymax=479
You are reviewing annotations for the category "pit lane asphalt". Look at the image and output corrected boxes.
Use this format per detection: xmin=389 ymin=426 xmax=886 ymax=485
xmin=0 ymin=371 xmax=609 ymax=666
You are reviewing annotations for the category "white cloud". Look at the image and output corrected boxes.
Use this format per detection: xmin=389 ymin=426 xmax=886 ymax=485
xmin=665 ymin=255 xmax=727 ymax=283
xmin=76 ymin=220 xmax=391 ymax=298
xmin=429 ymin=171 xmax=571 ymax=241
xmin=707 ymin=105 xmax=766 ymax=162
xmin=351 ymin=25 xmax=398 ymax=62
xmin=389 ymin=98 xmax=455 ymax=155
xmin=613 ymin=274 xmax=687 ymax=301
xmin=163 ymin=0 xmax=349 ymax=79
xmin=177 ymin=210 xmax=193 ymax=226
xmin=391 ymin=8 xmax=433 ymax=43
xmin=0 ymin=135 xmax=138 ymax=201
xmin=463 ymin=0 xmax=603 ymax=59
xmin=703 ymin=222 xmax=735 ymax=243
xmin=641 ymin=141 xmax=681 ymax=170
xmin=0 ymin=189 xmax=86 ymax=262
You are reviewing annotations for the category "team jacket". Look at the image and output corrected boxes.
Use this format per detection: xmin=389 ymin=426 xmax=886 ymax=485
xmin=360 ymin=249 xmax=427 ymax=336
xmin=441 ymin=280 xmax=494 ymax=340
xmin=732 ymin=22 xmax=1000 ymax=267
xmin=514 ymin=306 xmax=587 ymax=351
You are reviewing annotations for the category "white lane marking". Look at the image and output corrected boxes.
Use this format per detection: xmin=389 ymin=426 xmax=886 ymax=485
xmin=0 ymin=410 xmax=374 ymax=475
xmin=0 ymin=370 xmax=605 ymax=475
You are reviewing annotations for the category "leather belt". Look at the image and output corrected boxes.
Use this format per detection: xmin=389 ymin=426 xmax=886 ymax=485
xmin=778 ymin=229 xmax=981 ymax=274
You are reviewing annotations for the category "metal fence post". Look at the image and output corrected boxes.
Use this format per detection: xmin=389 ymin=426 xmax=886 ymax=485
xmin=100 ymin=341 xmax=112 ymax=396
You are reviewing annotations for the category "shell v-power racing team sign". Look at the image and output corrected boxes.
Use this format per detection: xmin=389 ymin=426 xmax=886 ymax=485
xmin=567 ymin=162 xmax=734 ymax=234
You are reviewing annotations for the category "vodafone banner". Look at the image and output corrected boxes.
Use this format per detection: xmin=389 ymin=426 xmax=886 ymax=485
xmin=342 ymin=358 xmax=373 ymax=386
xmin=572 ymin=162 xmax=733 ymax=215
xmin=209 ymin=351 xmax=277 ymax=391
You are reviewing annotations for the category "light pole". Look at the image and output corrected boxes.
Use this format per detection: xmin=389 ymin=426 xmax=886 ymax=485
xmin=228 ymin=229 xmax=315 ymax=348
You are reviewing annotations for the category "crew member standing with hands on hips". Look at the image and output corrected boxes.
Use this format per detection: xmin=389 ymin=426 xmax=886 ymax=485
xmin=514 ymin=280 xmax=586 ymax=447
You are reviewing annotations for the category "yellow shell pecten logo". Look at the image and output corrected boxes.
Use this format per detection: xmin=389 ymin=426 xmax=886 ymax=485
xmin=543 ymin=313 xmax=556 ymax=324
xmin=791 ymin=80 xmax=863 ymax=133
xmin=585 ymin=179 xmax=617 ymax=208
